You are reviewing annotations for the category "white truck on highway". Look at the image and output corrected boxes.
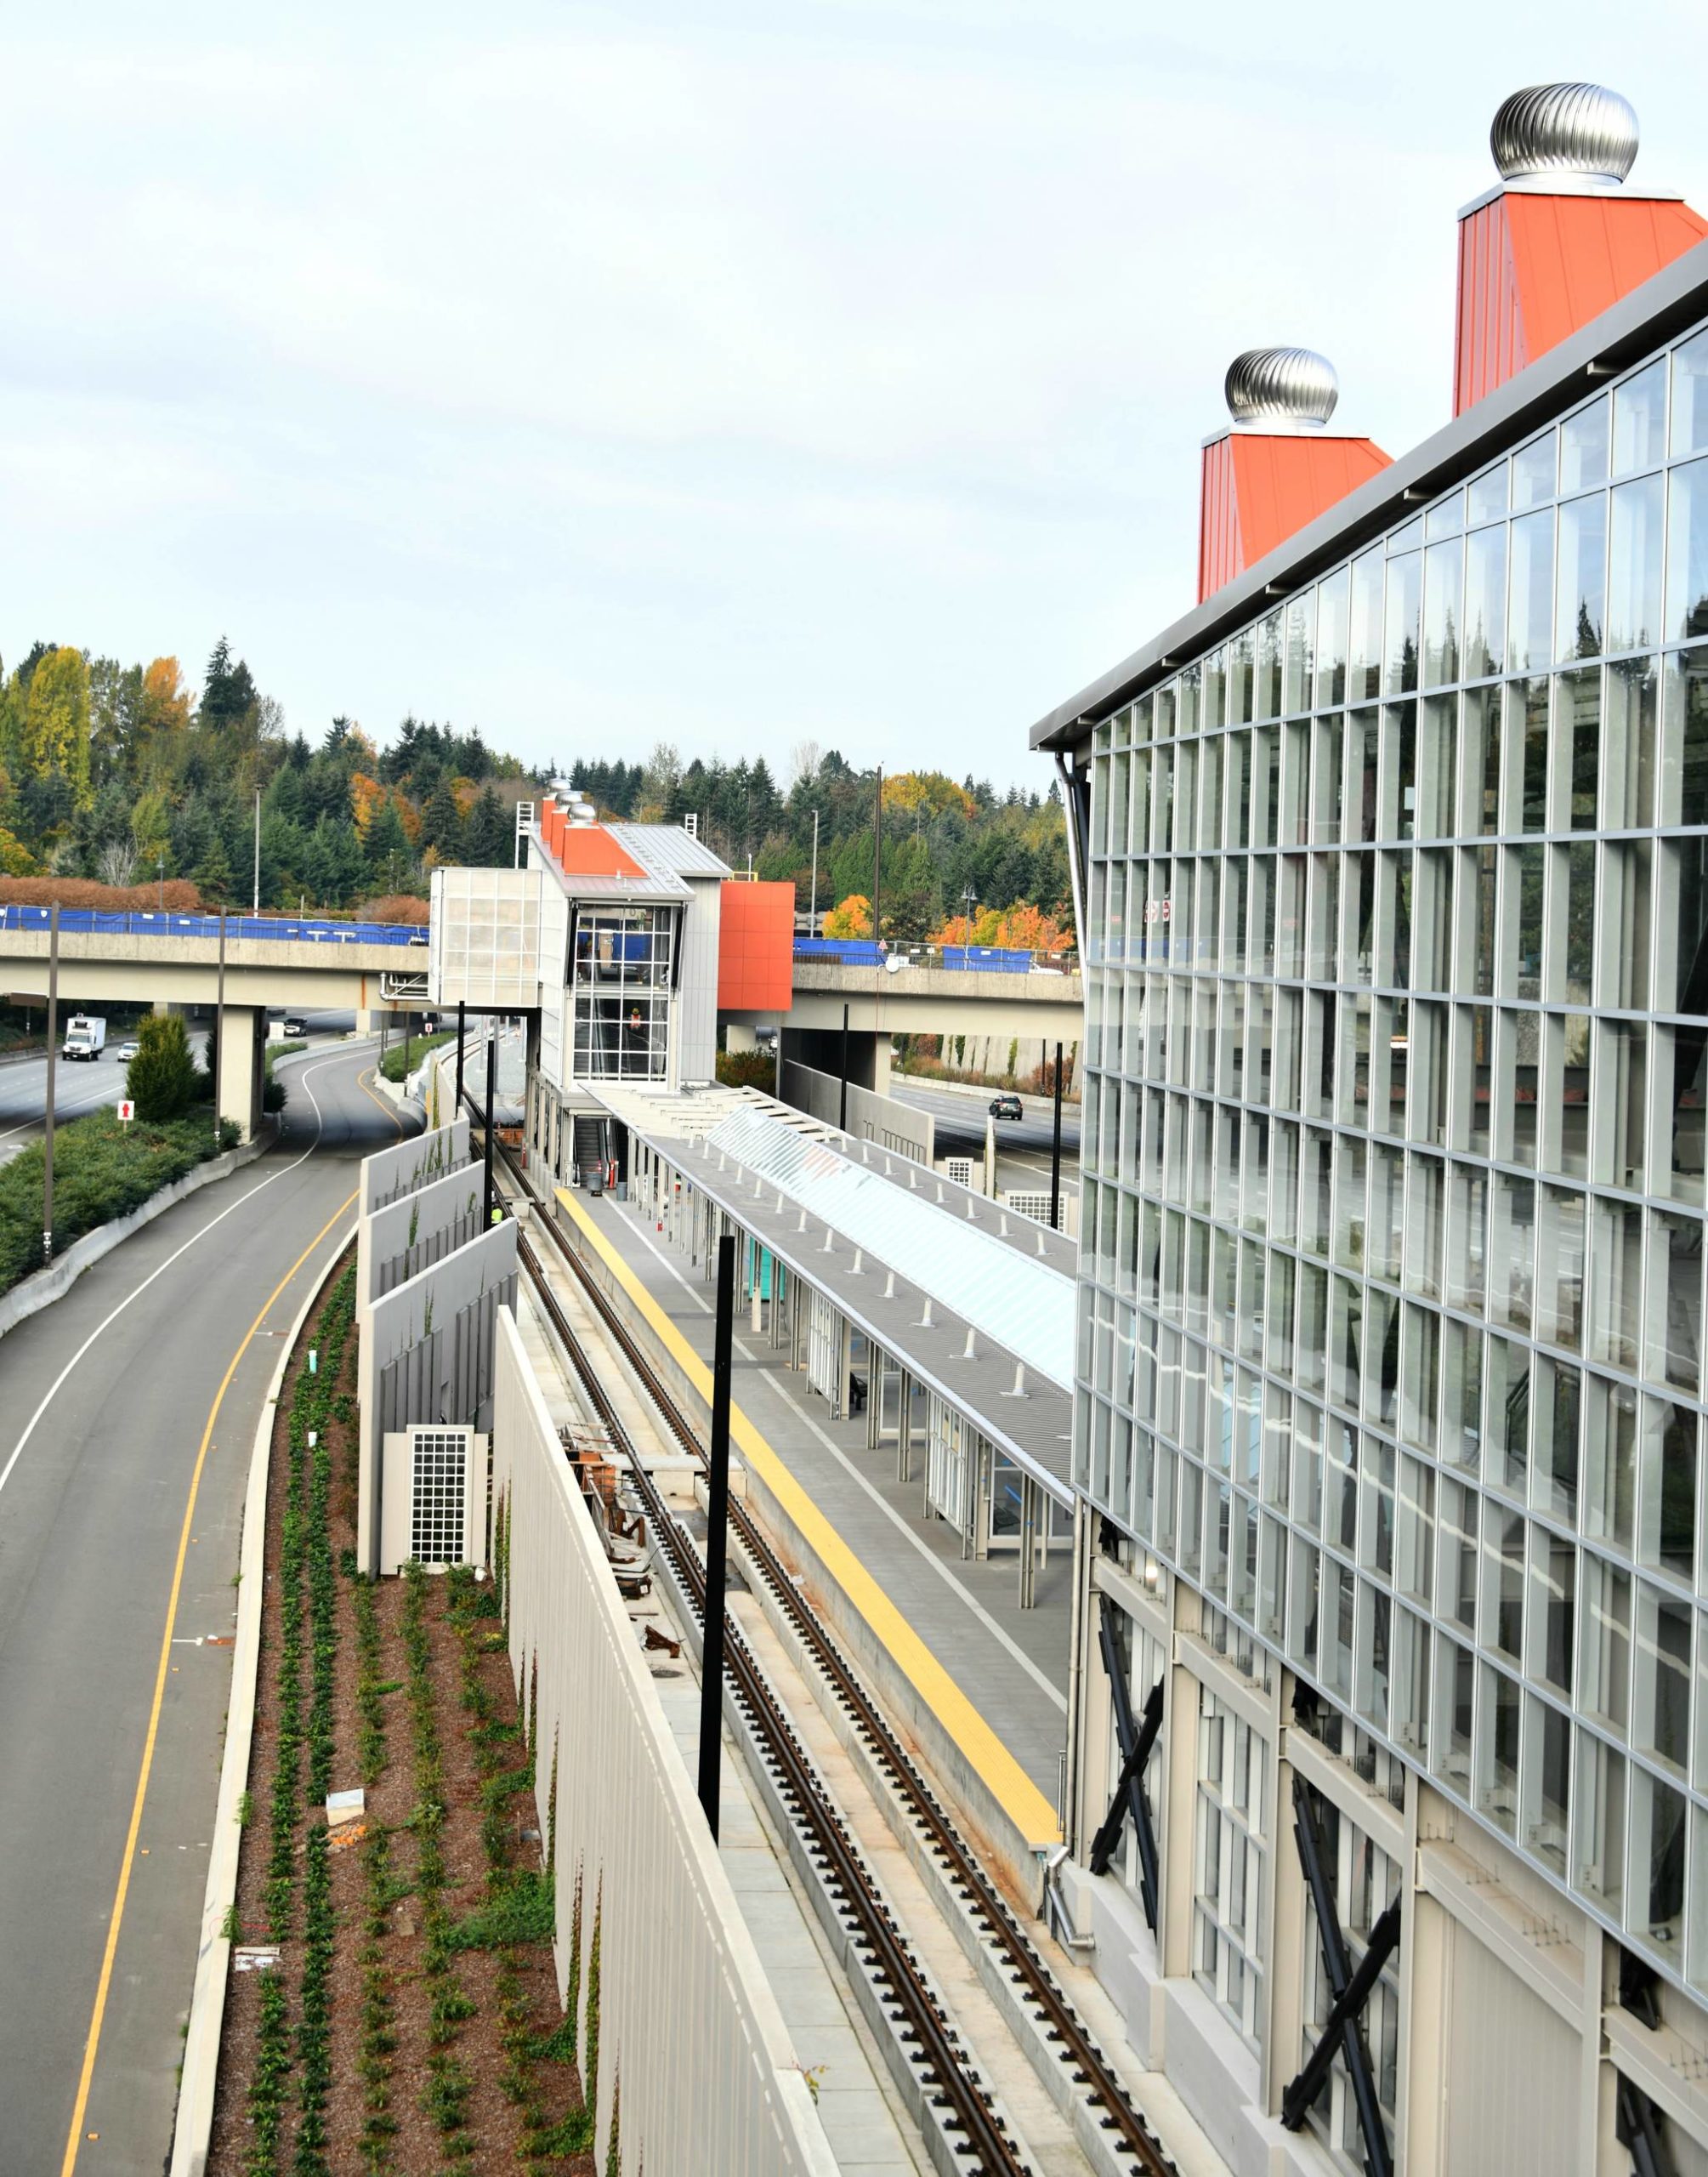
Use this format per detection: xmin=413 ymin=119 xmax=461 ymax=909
xmin=61 ymin=1015 xmax=108 ymax=1061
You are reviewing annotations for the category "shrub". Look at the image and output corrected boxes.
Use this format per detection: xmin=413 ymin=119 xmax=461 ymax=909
xmin=0 ymin=1111 xmax=230 ymax=1293
xmin=715 ymin=1048 xmax=775 ymax=1092
xmin=127 ymin=1013 xmax=199 ymax=1121
xmin=378 ymin=1030 xmax=454 ymax=1083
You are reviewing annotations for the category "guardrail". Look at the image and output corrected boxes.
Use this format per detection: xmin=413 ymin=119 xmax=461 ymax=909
xmin=0 ymin=906 xmax=427 ymax=947
xmin=792 ymin=938 xmax=1075 ymax=975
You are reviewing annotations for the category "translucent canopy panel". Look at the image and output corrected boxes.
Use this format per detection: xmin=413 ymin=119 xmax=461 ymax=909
xmin=704 ymin=1108 xmax=1074 ymax=1390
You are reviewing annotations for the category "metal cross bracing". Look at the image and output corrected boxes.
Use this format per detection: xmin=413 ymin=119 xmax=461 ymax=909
xmin=1087 ymin=1595 xmax=1164 ymax=1930
xmin=1280 ymin=1777 xmax=1400 ymax=2177
xmin=485 ymin=1118 xmax=1181 ymax=2176
xmin=1614 ymin=1956 xmax=1680 ymax=2177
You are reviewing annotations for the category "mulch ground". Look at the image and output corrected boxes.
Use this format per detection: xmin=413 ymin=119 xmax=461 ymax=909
xmin=206 ymin=1253 xmax=593 ymax=2175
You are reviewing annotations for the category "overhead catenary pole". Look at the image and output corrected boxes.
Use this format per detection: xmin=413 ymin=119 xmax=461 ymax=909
xmin=42 ymin=905 xmax=60 ymax=1264
xmin=871 ymin=765 xmax=882 ymax=949
xmin=697 ymin=1234 xmax=736 ymax=1839
xmin=482 ymin=1030 xmax=497 ymax=1225
xmin=455 ymin=1000 xmax=467 ymax=1115
xmin=839 ymin=1001 xmax=849 ymax=1135
xmin=1050 ymin=1039 xmax=1064 ymax=1235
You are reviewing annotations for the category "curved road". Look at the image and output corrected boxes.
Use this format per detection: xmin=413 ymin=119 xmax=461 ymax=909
xmin=0 ymin=1038 xmax=418 ymax=2177
xmin=887 ymin=1079 xmax=1081 ymax=1180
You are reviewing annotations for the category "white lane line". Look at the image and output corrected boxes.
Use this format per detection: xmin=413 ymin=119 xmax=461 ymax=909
xmin=605 ymin=1199 xmax=1067 ymax=1711
xmin=0 ymin=1045 xmax=366 ymax=1504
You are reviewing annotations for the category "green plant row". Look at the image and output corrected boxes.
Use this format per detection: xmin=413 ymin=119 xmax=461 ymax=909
xmin=245 ymin=1265 xmax=357 ymax=2177
xmin=378 ymin=1029 xmax=455 ymax=1084
xmin=0 ymin=1108 xmax=239 ymax=1294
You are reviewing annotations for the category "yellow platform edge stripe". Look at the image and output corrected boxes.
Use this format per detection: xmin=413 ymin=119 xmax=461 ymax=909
xmin=555 ymin=1187 xmax=1060 ymax=1845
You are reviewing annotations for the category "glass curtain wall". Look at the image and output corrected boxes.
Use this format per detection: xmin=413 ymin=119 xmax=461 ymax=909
xmin=571 ymin=906 xmax=676 ymax=1080
xmin=1077 ymin=320 xmax=1708 ymax=1998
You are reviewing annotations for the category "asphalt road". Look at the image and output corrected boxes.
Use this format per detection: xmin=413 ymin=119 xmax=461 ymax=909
xmin=887 ymin=1078 xmax=1082 ymax=1191
xmin=0 ymin=1038 xmax=418 ymax=2177
xmin=0 ymin=1035 xmax=210 ymax=1168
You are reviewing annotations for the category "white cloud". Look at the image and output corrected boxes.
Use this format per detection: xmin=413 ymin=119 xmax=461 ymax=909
xmin=0 ymin=1 xmax=1701 ymax=776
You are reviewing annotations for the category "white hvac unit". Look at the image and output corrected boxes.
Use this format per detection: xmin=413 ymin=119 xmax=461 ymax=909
xmin=378 ymin=1426 xmax=490 ymax=1576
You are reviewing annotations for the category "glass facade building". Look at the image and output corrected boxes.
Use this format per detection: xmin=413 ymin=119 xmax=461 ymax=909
xmin=1072 ymin=317 xmax=1708 ymax=2006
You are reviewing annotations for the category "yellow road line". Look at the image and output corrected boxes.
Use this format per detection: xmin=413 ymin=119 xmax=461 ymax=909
xmin=355 ymin=1066 xmax=408 ymax=1136
xmin=60 ymin=1188 xmax=360 ymax=2177
xmin=557 ymin=1188 xmax=1060 ymax=1844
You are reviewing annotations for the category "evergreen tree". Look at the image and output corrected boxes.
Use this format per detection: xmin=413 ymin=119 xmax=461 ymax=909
xmin=365 ymin=795 xmax=413 ymax=890
xmin=127 ymin=1012 xmax=198 ymax=1121
xmin=464 ymin=785 xmax=512 ymax=866
xmin=420 ymin=776 xmax=466 ymax=862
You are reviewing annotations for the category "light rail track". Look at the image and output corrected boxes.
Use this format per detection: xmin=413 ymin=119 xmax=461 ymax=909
xmin=489 ymin=1135 xmax=1177 ymax=2177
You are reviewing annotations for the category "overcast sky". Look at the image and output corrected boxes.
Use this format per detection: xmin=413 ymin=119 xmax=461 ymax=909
xmin=1 ymin=2 xmax=1701 ymax=787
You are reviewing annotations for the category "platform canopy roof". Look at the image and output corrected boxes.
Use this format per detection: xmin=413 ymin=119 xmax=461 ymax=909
xmin=705 ymin=1106 xmax=1073 ymax=1391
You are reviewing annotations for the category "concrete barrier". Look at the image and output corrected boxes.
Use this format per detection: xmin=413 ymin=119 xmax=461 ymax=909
xmin=778 ymin=1056 xmax=934 ymax=1164
xmin=0 ymin=1132 xmax=271 ymax=1344
xmin=167 ymin=1240 xmax=353 ymax=2177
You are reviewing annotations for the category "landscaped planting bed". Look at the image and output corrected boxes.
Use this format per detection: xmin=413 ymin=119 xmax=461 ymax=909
xmin=207 ymin=1259 xmax=593 ymax=2174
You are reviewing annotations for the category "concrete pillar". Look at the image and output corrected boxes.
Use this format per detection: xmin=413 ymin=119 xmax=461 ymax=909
xmin=870 ymin=1033 xmax=892 ymax=1094
xmin=218 ymin=1004 xmax=264 ymax=1143
xmin=355 ymin=1006 xmax=372 ymax=1034
xmin=725 ymin=1021 xmax=758 ymax=1054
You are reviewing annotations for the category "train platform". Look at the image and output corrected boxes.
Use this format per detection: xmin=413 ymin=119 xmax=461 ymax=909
xmin=551 ymin=1183 xmax=1074 ymax=1893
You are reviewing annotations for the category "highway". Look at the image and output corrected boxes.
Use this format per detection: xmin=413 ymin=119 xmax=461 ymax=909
xmin=0 ymin=1037 xmax=417 ymax=2177
xmin=887 ymin=1077 xmax=1082 ymax=1191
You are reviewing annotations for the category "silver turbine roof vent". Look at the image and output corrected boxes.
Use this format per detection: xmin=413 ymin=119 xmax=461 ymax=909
xmin=1224 ymin=347 xmax=1339 ymax=429
xmin=1491 ymin=82 xmax=1638 ymax=185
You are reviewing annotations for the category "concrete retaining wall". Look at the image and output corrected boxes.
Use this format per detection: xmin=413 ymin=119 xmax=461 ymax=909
xmin=492 ymin=1309 xmax=837 ymax=2177
xmin=778 ymin=1056 xmax=933 ymax=1165
xmin=0 ymin=1132 xmax=270 ymax=1343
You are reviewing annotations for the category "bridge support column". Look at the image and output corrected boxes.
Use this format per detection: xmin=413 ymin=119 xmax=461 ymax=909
xmin=724 ymin=1022 xmax=758 ymax=1055
xmin=218 ymin=1005 xmax=265 ymax=1143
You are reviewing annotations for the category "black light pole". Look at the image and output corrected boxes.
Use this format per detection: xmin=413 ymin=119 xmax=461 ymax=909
xmin=838 ymin=1001 xmax=849 ymax=1134
xmin=1049 ymin=1039 xmax=1064 ymax=1234
xmin=455 ymin=1000 xmax=466 ymax=1114
xmin=482 ymin=1030 xmax=497 ymax=1225
xmin=214 ymin=911 xmax=226 ymax=1147
xmin=697 ymin=1234 xmax=736 ymax=1839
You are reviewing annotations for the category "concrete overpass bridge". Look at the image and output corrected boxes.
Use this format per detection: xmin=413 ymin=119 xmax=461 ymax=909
xmin=0 ymin=907 xmax=430 ymax=1136
xmin=758 ymin=953 xmax=1083 ymax=1093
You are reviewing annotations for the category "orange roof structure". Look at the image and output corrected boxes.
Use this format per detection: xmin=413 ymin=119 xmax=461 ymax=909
xmin=1454 ymin=190 xmax=1708 ymax=414
xmin=1198 ymin=432 xmax=1392 ymax=603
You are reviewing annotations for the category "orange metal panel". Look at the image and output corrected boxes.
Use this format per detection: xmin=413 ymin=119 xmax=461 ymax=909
xmin=1507 ymin=194 xmax=1708 ymax=361
xmin=1197 ymin=439 xmax=1242 ymax=603
xmin=718 ymin=880 xmax=795 ymax=1012
xmin=1230 ymin=437 xmax=1391 ymax=571
xmin=1454 ymin=192 xmax=1707 ymax=413
xmin=552 ymin=823 xmax=649 ymax=879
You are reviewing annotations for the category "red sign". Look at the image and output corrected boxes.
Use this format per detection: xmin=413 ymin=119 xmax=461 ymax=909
xmin=117 ymin=1100 xmax=135 ymax=1124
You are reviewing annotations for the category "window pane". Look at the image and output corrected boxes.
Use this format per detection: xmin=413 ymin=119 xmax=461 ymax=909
xmin=1560 ymin=395 xmax=1609 ymax=493
xmin=1463 ymin=523 xmax=1507 ymax=680
xmin=1666 ymin=457 xmax=1708 ymax=643
xmin=1423 ymin=538 xmax=1462 ymax=687
xmin=1608 ymin=474 xmax=1664 ymax=652
xmin=1575 ymin=1731 xmax=1626 ymax=1916
xmin=1508 ymin=509 xmax=1555 ymax=673
xmin=1556 ymin=492 xmax=1606 ymax=662
xmin=1613 ymin=358 xmax=1667 ymax=475
xmin=1386 ymin=551 xmax=1421 ymax=696
xmin=1671 ymin=327 xmax=1708 ymax=458
xmin=1512 ymin=431 xmax=1556 ymax=509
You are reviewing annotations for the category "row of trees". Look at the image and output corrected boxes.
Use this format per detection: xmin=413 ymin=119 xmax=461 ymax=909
xmin=0 ymin=639 xmax=1071 ymax=940
xmin=0 ymin=639 xmax=539 ymax=909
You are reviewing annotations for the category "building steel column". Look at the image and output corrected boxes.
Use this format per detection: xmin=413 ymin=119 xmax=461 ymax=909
xmin=697 ymin=1235 xmax=737 ymax=1839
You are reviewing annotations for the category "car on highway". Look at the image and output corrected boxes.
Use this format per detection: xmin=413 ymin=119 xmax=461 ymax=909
xmin=282 ymin=1017 xmax=309 ymax=1038
xmin=989 ymin=1093 xmax=1024 ymax=1121
xmin=116 ymin=1038 xmax=139 ymax=1063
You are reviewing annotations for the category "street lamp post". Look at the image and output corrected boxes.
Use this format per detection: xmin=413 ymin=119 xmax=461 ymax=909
xmin=809 ymin=810 xmax=819 ymax=929
xmin=157 ymin=855 xmax=165 ymax=913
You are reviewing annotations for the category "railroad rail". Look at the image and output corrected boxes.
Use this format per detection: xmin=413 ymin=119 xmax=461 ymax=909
xmin=497 ymin=1150 xmax=1176 ymax=2176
